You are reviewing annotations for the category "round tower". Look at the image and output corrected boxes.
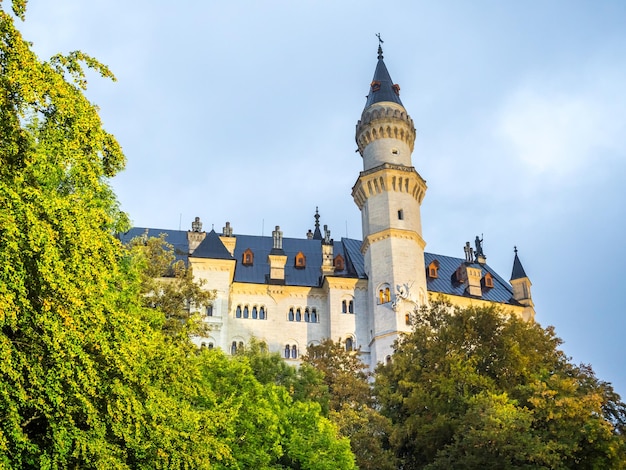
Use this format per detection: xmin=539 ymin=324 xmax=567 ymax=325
xmin=352 ymin=43 xmax=428 ymax=366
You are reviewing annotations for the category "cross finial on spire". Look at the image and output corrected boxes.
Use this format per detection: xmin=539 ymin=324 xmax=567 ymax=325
xmin=514 ymin=246 xmax=518 ymax=254
xmin=314 ymin=206 xmax=320 ymax=229
xmin=376 ymin=33 xmax=384 ymax=59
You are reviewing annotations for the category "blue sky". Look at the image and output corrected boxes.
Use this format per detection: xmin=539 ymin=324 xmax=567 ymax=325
xmin=18 ymin=1 xmax=626 ymax=397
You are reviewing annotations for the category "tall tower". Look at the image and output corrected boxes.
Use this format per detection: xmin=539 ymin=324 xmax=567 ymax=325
xmin=352 ymin=43 xmax=428 ymax=366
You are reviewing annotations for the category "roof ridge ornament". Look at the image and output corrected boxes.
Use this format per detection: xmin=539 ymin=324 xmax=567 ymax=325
xmin=376 ymin=33 xmax=384 ymax=59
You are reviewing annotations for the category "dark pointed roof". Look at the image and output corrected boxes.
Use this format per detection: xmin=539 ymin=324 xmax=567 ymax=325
xmin=510 ymin=248 xmax=528 ymax=280
xmin=364 ymin=45 xmax=404 ymax=109
xmin=312 ymin=207 xmax=322 ymax=240
xmin=191 ymin=230 xmax=234 ymax=260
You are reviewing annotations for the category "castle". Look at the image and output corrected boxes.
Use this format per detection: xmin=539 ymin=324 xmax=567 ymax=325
xmin=120 ymin=44 xmax=534 ymax=369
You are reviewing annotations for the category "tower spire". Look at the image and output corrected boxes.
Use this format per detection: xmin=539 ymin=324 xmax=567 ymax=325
xmin=312 ymin=207 xmax=322 ymax=240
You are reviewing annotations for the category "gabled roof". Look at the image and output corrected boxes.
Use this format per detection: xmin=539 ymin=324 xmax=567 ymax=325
xmin=192 ymin=230 xmax=234 ymax=260
xmin=364 ymin=46 xmax=404 ymax=109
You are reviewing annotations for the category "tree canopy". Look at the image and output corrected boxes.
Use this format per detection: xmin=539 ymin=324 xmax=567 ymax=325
xmin=0 ymin=3 xmax=356 ymax=468
xmin=375 ymin=302 xmax=626 ymax=469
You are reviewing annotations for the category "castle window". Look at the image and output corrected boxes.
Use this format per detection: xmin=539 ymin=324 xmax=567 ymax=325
xmin=252 ymin=306 xmax=258 ymax=319
xmin=243 ymin=306 xmax=249 ymax=319
xmin=295 ymin=251 xmax=306 ymax=269
xmin=371 ymin=80 xmax=381 ymax=92
xmin=482 ymin=272 xmax=494 ymax=289
xmin=428 ymin=260 xmax=440 ymax=279
xmin=242 ymin=248 xmax=254 ymax=266
xmin=334 ymin=254 xmax=345 ymax=272
xmin=231 ymin=341 xmax=238 ymax=355
xmin=304 ymin=308 xmax=311 ymax=322
xmin=201 ymin=342 xmax=206 ymax=349
xmin=405 ymin=313 xmax=410 ymax=325
xmin=284 ymin=345 xmax=290 ymax=359
xmin=345 ymin=337 xmax=354 ymax=352
xmin=311 ymin=308 xmax=318 ymax=323
xmin=398 ymin=209 xmax=404 ymax=220
xmin=259 ymin=306 xmax=266 ymax=320
xmin=348 ymin=300 xmax=354 ymax=314
xmin=208 ymin=342 xmax=214 ymax=350
xmin=292 ymin=345 xmax=298 ymax=359
xmin=288 ymin=308 xmax=294 ymax=321
xmin=235 ymin=305 xmax=242 ymax=318
xmin=379 ymin=286 xmax=391 ymax=304
xmin=342 ymin=300 xmax=347 ymax=314
xmin=206 ymin=305 xmax=213 ymax=317
xmin=296 ymin=308 xmax=302 ymax=322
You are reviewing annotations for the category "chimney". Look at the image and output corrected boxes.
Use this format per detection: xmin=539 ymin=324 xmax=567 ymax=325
xmin=187 ymin=217 xmax=206 ymax=254
xmin=219 ymin=221 xmax=236 ymax=256
xmin=268 ymin=226 xmax=287 ymax=284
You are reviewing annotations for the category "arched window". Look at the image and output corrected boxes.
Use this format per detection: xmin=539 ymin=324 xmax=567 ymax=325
xmin=311 ymin=308 xmax=318 ymax=323
xmin=200 ymin=342 xmax=206 ymax=349
xmin=288 ymin=308 xmax=294 ymax=321
xmin=208 ymin=342 xmax=214 ymax=350
xmin=386 ymin=355 xmax=392 ymax=364
xmin=294 ymin=251 xmax=306 ymax=269
xmin=348 ymin=300 xmax=354 ymax=314
xmin=243 ymin=306 xmax=249 ymax=319
xmin=291 ymin=345 xmax=298 ymax=359
xmin=231 ymin=341 xmax=237 ymax=355
xmin=284 ymin=345 xmax=291 ymax=359
xmin=405 ymin=313 xmax=410 ymax=325
xmin=342 ymin=300 xmax=347 ymax=313
xmin=379 ymin=285 xmax=391 ymax=304
xmin=235 ymin=305 xmax=242 ymax=318
xmin=238 ymin=341 xmax=244 ymax=352
xmin=242 ymin=248 xmax=254 ymax=266
xmin=260 ymin=306 xmax=266 ymax=320
xmin=482 ymin=272 xmax=494 ymax=288
xmin=206 ymin=305 xmax=213 ymax=317
xmin=304 ymin=308 xmax=310 ymax=322
xmin=345 ymin=337 xmax=354 ymax=352
xmin=252 ymin=306 xmax=258 ymax=319
xmin=296 ymin=308 xmax=302 ymax=322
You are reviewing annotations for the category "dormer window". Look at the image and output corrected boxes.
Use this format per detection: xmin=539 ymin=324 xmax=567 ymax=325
xmin=334 ymin=254 xmax=345 ymax=272
xmin=371 ymin=80 xmax=381 ymax=92
xmin=242 ymin=248 xmax=254 ymax=266
xmin=482 ymin=272 xmax=494 ymax=289
xmin=427 ymin=260 xmax=440 ymax=279
xmin=392 ymin=83 xmax=400 ymax=95
xmin=294 ymin=251 xmax=306 ymax=269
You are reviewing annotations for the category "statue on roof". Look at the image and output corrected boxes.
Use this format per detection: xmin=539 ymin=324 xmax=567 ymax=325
xmin=475 ymin=235 xmax=484 ymax=258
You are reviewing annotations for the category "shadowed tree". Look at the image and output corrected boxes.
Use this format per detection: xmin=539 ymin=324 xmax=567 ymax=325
xmin=375 ymin=301 xmax=626 ymax=469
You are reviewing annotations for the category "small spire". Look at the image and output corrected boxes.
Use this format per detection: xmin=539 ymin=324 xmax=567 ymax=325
xmin=313 ymin=207 xmax=322 ymax=240
xmin=511 ymin=247 xmax=528 ymax=280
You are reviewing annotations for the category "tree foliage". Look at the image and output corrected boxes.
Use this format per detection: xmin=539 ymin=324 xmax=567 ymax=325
xmin=0 ymin=4 xmax=356 ymax=468
xmin=304 ymin=339 xmax=397 ymax=470
xmin=375 ymin=302 xmax=626 ymax=469
xmin=125 ymin=234 xmax=214 ymax=339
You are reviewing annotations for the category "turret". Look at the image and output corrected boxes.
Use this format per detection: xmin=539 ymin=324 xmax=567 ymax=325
xmin=510 ymin=247 xmax=535 ymax=321
xmin=352 ymin=40 xmax=428 ymax=367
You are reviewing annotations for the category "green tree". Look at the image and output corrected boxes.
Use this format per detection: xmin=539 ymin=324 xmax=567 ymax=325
xmin=125 ymin=234 xmax=215 ymax=339
xmin=305 ymin=339 xmax=397 ymax=470
xmin=375 ymin=301 xmax=626 ymax=469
